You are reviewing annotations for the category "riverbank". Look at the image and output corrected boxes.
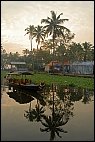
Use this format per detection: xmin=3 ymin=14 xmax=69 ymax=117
xmin=1 ymin=71 xmax=94 ymax=90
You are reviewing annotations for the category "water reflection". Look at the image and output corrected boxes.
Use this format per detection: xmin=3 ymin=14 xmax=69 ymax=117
xmin=24 ymin=101 xmax=45 ymax=122
xmin=3 ymin=84 xmax=94 ymax=141
xmin=7 ymin=91 xmax=34 ymax=104
xmin=82 ymin=88 xmax=94 ymax=104
xmin=40 ymin=84 xmax=69 ymax=141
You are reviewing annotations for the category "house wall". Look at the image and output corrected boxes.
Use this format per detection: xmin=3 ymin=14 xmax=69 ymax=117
xmin=69 ymin=65 xmax=94 ymax=74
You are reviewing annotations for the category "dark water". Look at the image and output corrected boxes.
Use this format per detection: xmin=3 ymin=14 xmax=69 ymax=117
xmin=1 ymin=84 xmax=94 ymax=141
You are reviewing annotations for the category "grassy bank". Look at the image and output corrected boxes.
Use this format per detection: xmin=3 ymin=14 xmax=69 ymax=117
xmin=1 ymin=71 xmax=94 ymax=90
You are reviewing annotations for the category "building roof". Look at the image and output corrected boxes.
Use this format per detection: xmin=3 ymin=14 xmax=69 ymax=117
xmin=72 ymin=61 xmax=94 ymax=65
xmin=10 ymin=62 xmax=26 ymax=65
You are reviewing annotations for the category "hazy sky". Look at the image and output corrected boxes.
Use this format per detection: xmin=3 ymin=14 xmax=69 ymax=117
xmin=1 ymin=1 xmax=94 ymax=53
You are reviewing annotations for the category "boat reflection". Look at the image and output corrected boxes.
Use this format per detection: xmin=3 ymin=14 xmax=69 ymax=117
xmin=7 ymin=91 xmax=34 ymax=104
xmin=7 ymin=85 xmax=46 ymax=106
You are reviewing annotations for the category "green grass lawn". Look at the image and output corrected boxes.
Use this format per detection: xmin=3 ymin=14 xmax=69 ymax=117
xmin=1 ymin=70 xmax=94 ymax=90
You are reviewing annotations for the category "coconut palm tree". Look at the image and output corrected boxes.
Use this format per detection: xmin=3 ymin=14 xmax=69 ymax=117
xmin=33 ymin=25 xmax=45 ymax=70
xmin=33 ymin=25 xmax=45 ymax=50
xmin=41 ymin=10 xmax=70 ymax=56
xmin=25 ymin=25 xmax=35 ymax=51
xmin=22 ymin=49 xmax=30 ymax=56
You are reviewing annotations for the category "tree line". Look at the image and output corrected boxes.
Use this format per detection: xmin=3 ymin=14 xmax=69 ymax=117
xmin=1 ymin=11 xmax=94 ymax=70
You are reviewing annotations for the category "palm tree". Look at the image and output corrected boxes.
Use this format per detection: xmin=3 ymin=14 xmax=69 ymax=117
xmin=33 ymin=25 xmax=45 ymax=50
xmin=22 ymin=49 xmax=30 ymax=56
xmin=25 ymin=25 xmax=35 ymax=51
xmin=33 ymin=25 xmax=45 ymax=70
xmin=41 ymin=10 xmax=70 ymax=57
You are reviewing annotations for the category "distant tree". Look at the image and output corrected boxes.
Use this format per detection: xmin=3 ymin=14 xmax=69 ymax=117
xmin=82 ymin=42 xmax=94 ymax=61
xmin=22 ymin=49 xmax=30 ymax=56
xmin=67 ymin=42 xmax=83 ymax=62
xmin=1 ymin=46 xmax=8 ymax=69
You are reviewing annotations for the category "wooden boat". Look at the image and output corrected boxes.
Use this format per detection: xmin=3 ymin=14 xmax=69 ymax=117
xmin=8 ymin=82 xmax=45 ymax=91
xmin=6 ymin=71 xmax=45 ymax=91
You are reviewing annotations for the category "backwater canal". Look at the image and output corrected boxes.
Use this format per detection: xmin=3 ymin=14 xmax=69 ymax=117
xmin=1 ymin=84 xmax=94 ymax=141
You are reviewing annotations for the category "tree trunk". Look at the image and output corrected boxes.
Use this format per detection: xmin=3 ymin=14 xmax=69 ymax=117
xmin=37 ymin=44 xmax=39 ymax=71
xmin=31 ymin=39 xmax=32 ymax=51
xmin=52 ymin=34 xmax=55 ymax=74
xmin=29 ymin=101 xmax=32 ymax=112
xmin=62 ymin=53 xmax=64 ymax=75
xmin=52 ymin=83 xmax=55 ymax=120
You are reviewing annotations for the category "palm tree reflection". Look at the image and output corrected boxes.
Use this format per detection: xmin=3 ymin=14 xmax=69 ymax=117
xmin=40 ymin=84 xmax=69 ymax=141
xmin=24 ymin=101 xmax=35 ymax=121
xmin=23 ymin=84 xmax=94 ymax=141
xmin=40 ymin=114 xmax=68 ymax=141
xmin=32 ymin=101 xmax=45 ymax=122
xmin=82 ymin=88 xmax=93 ymax=104
xmin=24 ymin=97 xmax=45 ymax=122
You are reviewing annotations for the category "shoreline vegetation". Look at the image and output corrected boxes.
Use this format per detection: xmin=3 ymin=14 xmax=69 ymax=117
xmin=1 ymin=71 xmax=94 ymax=90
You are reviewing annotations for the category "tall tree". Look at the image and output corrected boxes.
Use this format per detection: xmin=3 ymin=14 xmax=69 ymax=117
xmin=33 ymin=25 xmax=45 ymax=50
xmin=41 ymin=10 xmax=70 ymax=56
xmin=33 ymin=25 xmax=45 ymax=71
xmin=25 ymin=25 xmax=35 ymax=51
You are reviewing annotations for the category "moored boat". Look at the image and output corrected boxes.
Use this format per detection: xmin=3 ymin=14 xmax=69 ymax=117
xmin=8 ymin=82 xmax=45 ymax=91
xmin=6 ymin=71 xmax=45 ymax=91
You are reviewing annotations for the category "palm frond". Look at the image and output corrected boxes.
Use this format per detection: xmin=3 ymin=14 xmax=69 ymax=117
xmin=40 ymin=128 xmax=50 ymax=132
xmin=55 ymin=130 xmax=62 ymax=138
xmin=57 ymin=13 xmax=63 ymax=20
xmin=41 ymin=121 xmax=49 ymax=127
xmin=41 ymin=19 xmax=51 ymax=24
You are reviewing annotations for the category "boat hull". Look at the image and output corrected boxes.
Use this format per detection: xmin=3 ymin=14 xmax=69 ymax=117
xmin=8 ymin=83 xmax=43 ymax=91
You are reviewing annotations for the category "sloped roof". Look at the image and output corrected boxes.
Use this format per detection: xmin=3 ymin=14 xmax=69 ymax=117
xmin=10 ymin=62 xmax=26 ymax=65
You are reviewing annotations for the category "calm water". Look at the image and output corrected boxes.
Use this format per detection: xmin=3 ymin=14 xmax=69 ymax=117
xmin=1 ymin=84 xmax=94 ymax=141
